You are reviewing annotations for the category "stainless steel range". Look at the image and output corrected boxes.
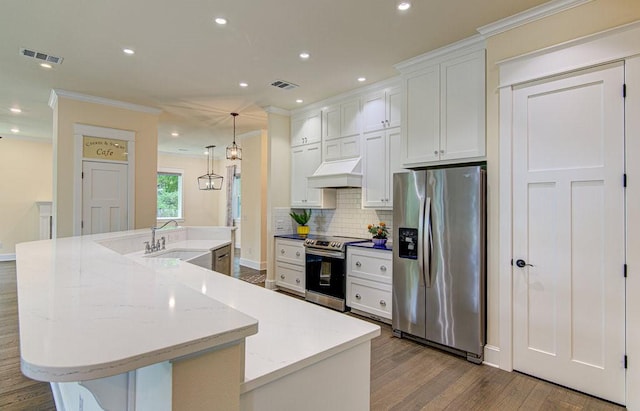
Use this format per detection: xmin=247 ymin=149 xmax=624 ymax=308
xmin=304 ymin=236 xmax=369 ymax=311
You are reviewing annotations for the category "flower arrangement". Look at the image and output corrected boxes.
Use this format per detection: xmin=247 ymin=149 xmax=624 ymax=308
xmin=367 ymin=222 xmax=388 ymax=239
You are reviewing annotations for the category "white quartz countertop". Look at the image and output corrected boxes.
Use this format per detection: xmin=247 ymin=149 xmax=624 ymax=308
xmin=16 ymin=228 xmax=380 ymax=390
xmin=16 ymin=231 xmax=256 ymax=382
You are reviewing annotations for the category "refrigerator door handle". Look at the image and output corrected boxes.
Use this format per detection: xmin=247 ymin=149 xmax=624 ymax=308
xmin=424 ymin=197 xmax=432 ymax=288
xmin=417 ymin=194 xmax=426 ymax=287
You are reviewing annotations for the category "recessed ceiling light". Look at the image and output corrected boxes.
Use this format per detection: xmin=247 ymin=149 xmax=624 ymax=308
xmin=40 ymin=63 xmax=52 ymax=69
xmin=11 ymin=128 xmax=19 ymax=133
xmin=10 ymin=107 xmax=22 ymax=113
xmin=123 ymin=48 xmax=135 ymax=55
xmin=215 ymin=17 xmax=227 ymax=25
xmin=296 ymin=99 xmax=304 ymax=103
xmin=171 ymin=132 xmax=179 ymax=137
xmin=397 ymin=1 xmax=411 ymax=11
xmin=357 ymin=77 xmax=367 ymax=82
xmin=239 ymin=82 xmax=248 ymax=88
xmin=299 ymin=52 xmax=310 ymax=60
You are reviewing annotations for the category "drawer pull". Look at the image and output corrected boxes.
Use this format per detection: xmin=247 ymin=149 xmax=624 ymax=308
xmin=296 ymin=251 xmax=301 ymax=257
xmin=280 ymin=249 xmax=285 ymax=254
xmin=355 ymin=261 xmax=362 ymax=267
xmin=380 ymin=265 xmax=387 ymax=272
xmin=355 ymin=293 xmax=362 ymax=300
xmin=296 ymin=278 xmax=301 ymax=284
xmin=380 ymin=300 xmax=386 ymax=306
xmin=280 ymin=274 xmax=285 ymax=279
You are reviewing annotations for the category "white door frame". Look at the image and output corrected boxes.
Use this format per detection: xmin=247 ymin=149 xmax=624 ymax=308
xmin=498 ymin=21 xmax=640 ymax=407
xmin=73 ymin=124 xmax=136 ymax=236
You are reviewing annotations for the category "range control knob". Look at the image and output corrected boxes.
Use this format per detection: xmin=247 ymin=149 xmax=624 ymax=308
xmin=335 ymin=242 xmax=342 ymax=248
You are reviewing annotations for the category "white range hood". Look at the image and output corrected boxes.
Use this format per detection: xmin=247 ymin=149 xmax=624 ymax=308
xmin=307 ymin=157 xmax=362 ymax=188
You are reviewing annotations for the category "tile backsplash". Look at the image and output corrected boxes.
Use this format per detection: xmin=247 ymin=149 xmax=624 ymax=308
xmin=273 ymin=188 xmax=393 ymax=241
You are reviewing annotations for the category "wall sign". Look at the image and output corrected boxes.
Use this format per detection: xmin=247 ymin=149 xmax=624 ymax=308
xmin=82 ymin=136 xmax=128 ymax=161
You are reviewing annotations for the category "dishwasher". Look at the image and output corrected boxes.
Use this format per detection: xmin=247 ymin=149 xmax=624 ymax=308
xmin=212 ymin=244 xmax=232 ymax=275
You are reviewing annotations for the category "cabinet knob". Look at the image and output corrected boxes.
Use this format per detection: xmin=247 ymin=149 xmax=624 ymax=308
xmin=296 ymin=251 xmax=300 ymax=257
xmin=280 ymin=249 xmax=285 ymax=254
xmin=385 ymin=119 xmax=390 ymax=125
xmin=280 ymin=274 xmax=285 ymax=279
xmin=355 ymin=293 xmax=362 ymax=300
xmin=440 ymin=149 xmax=445 ymax=154
xmin=380 ymin=300 xmax=387 ymax=306
xmin=380 ymin=265 xmax=387 ymax=272
xmin=296 ymin=278 xmax=301 ymax=284
xmin=434 ymin=150 xmax=439 ymax=155
xmin=381 ymin=121 xmax=385 ymax=125
xmin=355 ymin=261 xmax=362 ymax=267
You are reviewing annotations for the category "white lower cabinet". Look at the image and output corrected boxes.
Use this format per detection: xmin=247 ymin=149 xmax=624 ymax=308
xmin=346 ymin=247 xmax=392 ymax=323
xmin=275 ymin=238 xmax=305 ymax=295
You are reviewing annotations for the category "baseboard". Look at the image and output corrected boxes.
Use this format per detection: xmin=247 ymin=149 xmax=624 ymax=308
xmin=265 ymin=279 xmax=277 ymax=290
xmin=482 ymin=344 xmax=500 ymax=368
xmin=0 ymin=253 xmax=16 ymax=262
xmin=239 ymin=258 xmax=266 ymax=271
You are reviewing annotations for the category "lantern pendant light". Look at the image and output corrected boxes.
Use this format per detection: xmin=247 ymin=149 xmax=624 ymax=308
xmin=197 ymin=145 xmax=224 ymax=190
xmin=226 ymin=112 xmax=242 ymax=160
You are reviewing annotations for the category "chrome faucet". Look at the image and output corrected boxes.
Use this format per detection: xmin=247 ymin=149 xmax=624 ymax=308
xmin=146 ymin=220 xmax=180 ymax=253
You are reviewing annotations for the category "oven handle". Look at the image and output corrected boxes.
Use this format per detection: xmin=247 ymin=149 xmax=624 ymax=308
xmin=304 ymin=248 xmax=345 ymax=259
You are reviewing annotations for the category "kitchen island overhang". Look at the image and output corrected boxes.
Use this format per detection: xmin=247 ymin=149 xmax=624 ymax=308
xmin=15 ymin=227 xmax=380 ymax=410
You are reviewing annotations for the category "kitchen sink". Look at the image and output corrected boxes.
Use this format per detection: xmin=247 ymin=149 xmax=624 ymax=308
xmin=145 ymin=249 xmax=209 ymax=260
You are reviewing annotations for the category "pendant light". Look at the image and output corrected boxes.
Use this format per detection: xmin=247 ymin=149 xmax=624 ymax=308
xmin=198 ymin=145 xmax=224 ymax=190
xmin=226 ymin=112 xmax=242 ymax=160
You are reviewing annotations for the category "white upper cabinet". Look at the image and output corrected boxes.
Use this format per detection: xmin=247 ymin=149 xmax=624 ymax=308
xmin=399 ymin=39 xmax=485 ymax=168
xmin=363 ymin=128 xmax=404 ymax=209
xmin=362 ymin=86 xmax=402 ymax=133
xmin=291 ymin=111 xmax=321 ymax=147
xmin=291 ymin=143 xmax=336 ymax=209
xmin=322 ymin=98 xmax=361 ymax=141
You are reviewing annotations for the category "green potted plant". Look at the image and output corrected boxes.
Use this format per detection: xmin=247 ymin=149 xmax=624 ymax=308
xmin=290 ymin=209 xmax=312 ymax=236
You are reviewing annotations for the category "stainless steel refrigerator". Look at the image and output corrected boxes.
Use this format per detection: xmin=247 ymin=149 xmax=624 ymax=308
xmin=392 ymin=166 xmax=486 ymax=363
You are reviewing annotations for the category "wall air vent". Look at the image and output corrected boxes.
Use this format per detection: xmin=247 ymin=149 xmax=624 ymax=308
xmin=19 ymin=48 xmax=64 ymax=65
xmin=270 ymin=79 xmax=299 ymax=90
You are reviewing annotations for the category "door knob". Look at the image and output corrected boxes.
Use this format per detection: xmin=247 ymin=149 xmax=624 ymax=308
xmin=515 ymin=259 xmax=534 ymax=268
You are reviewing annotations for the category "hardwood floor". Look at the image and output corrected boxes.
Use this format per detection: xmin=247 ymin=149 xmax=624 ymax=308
xmin=1 ymin=260 xmax=625 ymax=410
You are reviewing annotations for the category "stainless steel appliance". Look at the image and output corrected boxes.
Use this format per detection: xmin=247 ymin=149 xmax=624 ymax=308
xmin=393 ymin=166 xmax=486 ymax=363
xmin=304 ymin=236 xmax=369 ymax=311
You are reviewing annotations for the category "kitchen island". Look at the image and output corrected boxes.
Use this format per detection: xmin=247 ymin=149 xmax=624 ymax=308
xmin=16 ymin=227 xmax=380 ymax=410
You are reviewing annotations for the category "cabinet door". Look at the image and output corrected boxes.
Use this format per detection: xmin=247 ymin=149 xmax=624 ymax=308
xmin=323 ymin=105 xmax=341 ymax=140
xmin=305 ymin=112 xmax=322 ymax=144
xmin=290 ymin=146 xmax=309 ymax=207
xmin=440 ymin=50 xmax=485 ymax=160
xmin=402 ymin=66 xmax=440 ymax=166
xmin=387 ymin=87 xmax=402 ymax=129
xmin=363 ymin=131 xmax=387 ymax=208
xmin=291 ymin=116 xmax=306 ymax=146
xmin=362 ymin=91 xmax=386 ymax=133
xmin=387 ymin=128 xmax=403 ymax=205
xmin=302 ymin=143 xmax=324 ymax=206
xmin=341 ymin=99 xmax=361 ymax=138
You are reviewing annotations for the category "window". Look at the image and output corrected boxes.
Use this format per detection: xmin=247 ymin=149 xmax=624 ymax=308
xmin=232 ymin=173 xmax=241 ymax=220
xmin=157 ymin=169 xmax=183 ymax=219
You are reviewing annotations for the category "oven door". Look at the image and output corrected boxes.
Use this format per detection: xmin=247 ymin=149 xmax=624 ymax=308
xmin=305 ymin=248 xmax=347 ymax=309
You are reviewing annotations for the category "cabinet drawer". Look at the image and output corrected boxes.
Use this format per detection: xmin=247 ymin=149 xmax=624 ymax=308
xmin=347 ymin=278 xmax=392 ymax=320
xmin=347 ymin=248 xmax=392 ymax=284
xmin=275 ymin=239 xmax=305 ymax=265
xmin=275 ymin=261 xmax=305 ymax=294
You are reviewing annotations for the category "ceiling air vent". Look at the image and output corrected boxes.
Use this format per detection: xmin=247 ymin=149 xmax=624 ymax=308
xmin=270 ymin=79 xmax=299 ymax=90
xmin=19 ymin=48 xmax=64 ymax=65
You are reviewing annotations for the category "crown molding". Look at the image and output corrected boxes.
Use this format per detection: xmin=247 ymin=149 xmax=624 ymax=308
xmin=394 ymin=35 xmax=485 ymax=73
xmin=48 ymin=89 xmax=162 ymax=115
xmin=477 ymin=0 xmax=594 ymax=38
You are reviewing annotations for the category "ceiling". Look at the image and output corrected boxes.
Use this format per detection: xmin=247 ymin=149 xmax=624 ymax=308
xmin=0 ymin=0 xmax=549 ymax=156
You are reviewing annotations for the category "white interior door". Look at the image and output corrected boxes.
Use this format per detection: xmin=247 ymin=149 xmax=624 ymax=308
xmin=82 ymin=161 xmax=128 ymax=235
xmin=512 ymin=62 xmax=625 ymax=404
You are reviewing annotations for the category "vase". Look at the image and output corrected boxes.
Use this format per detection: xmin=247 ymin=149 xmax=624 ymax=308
xmin=372 ymin=238 xmax=387 ymax=247
xmin=297 ymin=225 xmax=310 ymax=236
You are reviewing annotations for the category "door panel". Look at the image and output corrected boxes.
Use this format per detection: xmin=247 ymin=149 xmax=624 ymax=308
xmin=512 ymin=63 xmax=625 ymax=404
xmin=82 ymin=161 xmax=128 ymax=235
